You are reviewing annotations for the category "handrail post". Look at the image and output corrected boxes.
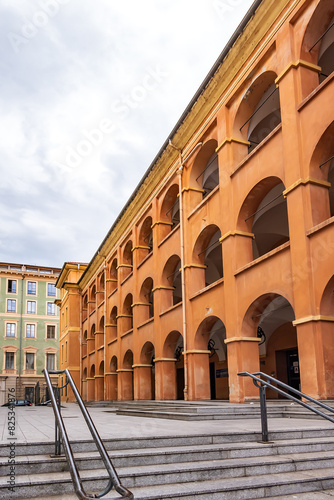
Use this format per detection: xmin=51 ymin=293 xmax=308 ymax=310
xmin=55 ymin=385 xmax=61 ymax=456
xmin=259 ymin=384 xmax=268 ymax=442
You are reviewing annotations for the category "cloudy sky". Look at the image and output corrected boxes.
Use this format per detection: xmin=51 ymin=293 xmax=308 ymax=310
xmin=0 ymin=0 xmax=254 ymax=268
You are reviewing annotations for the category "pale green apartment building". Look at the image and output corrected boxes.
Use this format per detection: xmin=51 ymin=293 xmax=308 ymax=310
xmin=0 ymin=262 xmax=60 ymax=405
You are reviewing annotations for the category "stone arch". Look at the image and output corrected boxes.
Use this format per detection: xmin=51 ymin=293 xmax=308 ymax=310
xmin=190 ymin=139 xmax=219 ymax=198
xmin=320 ymin=275 xmax=334 ymax=315
xmin=82 ymin=294 xmax=88 ymax=320
xmin=242 ymin=293 xmax=298 ymax=396
xmin=234 ymin=71 xmax=281 ymax=154
xmin=300 ymin=0 xmax=334 ymax=88
xmin=122 ymin=294 xmax=133 ymax=331
xmin=109 ymin=258 xmax=118 ymax=293
xmin=160 ymin=183 xmax=180 ymax=235
xmin=122 ymin=349 xmax=134 ymax=401
xmin=110 ymin=356 xmax=118 ymax=372
xmin=99 ymin=315 xmax=105 ymax=332
xmin=99 ymin=272 xmax=105 ymax=292
xmin=107 ymin=356 xmax=118 ymax=401
xmin=237 ymin=176 xmax=289 ymax=261
xmin=121 ymin=240 xmax=133 ymax=281
xmin=194 ymin=316 xmax=228 ymax=400
xmin=308 ymin=121 xmax=334 ymax=224
xmin=139 ymin=341 xmax=155 ymax=400
xmin=139 ymin=277 xmax=154 ymax=320
xmin=162 ymin=254 xmax=182 ymax=308
xmin=90 ymin=364 xmax=95 ymax=378
xmin=139 ymin=215 xmax=153 ymax=255
xmin=123 ymin=349 xmax=133 ymax=369
xmin=193 ymin=224 xmax=223 ymax=289
xmin=161 ymin=331 xmax=184 ymax=400
xmin=110 ymin=306 xmax=117 ymax=324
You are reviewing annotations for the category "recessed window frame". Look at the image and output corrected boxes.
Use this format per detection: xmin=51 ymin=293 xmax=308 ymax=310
xmin=25 ymin=352 xmax=35 ymax=371
xmin=5 ymin=352 xmax=15 ymax=370
xmin=47 ymin=283 xmax=56 ymax=297
xmin=7 ymin=279 xmax=17 ymax=294
xmin=5 ymin=323 xmax=16 ymax=338
xmin=47 ymin=302 xmax=56 ymax=316
xmin=27 ymin=281 xmax=37 ymax=295
xmin=46 ymin=324 xmax=56 ymax=339
xmin=26 ymin=323 xmax=36 ymax=339
xmin=27 ymin=300 xmax=36 ymax=314
xmin=7 ymin=299 xmax=16 ymax=313
xmin=46 ymin=353 xmax=56 ymax=370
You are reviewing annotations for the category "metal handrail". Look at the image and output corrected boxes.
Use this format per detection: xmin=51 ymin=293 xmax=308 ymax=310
xmin=238 ymin=371 xmax=334 ymax=442
xmin=43 ymin=368 xmax=134 ymax=500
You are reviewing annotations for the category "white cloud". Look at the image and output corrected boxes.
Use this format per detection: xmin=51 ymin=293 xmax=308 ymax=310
xmin=0 ymin=0 xmax=254 ymax=267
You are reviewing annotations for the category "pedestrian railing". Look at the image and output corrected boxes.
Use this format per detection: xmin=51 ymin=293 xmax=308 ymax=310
xmin=43 ymin=368 xmax=134 ymax=500
xmin=238 ymin=371 xmax=334 ymax=442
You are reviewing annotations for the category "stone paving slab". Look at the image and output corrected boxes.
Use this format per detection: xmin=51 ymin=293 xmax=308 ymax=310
xmin=1 ymin=403 xmax=334 ymax=445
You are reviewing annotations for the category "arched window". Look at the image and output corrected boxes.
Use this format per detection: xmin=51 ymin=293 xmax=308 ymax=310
xmin=245 ymin=82 xmax=281 ymax=153
xmin=251 ymin=183 xmax=289 ymax=259
xmin=138 ymin=216 xmax=153 ymax=264
xmin=82 ymin=295 xmax=88 ymax=320
xmin=124 ymin=240 xmax=133 ymax=266
xmin=123 ymin=294 xmax=133 ymax=331
xmin=235 ymin=72 xmax=281 ymax=155
xmin=203 ymin=229 xmax=223 ymax=287
xmin=201 ymin=152 xmax=219 ymax=198
xmin=162 ymin=255 xmax=182 ymax=309
xmin=328 ymin=159 xmax=334 ymax=216
xmin=110 ymin=306 xmax=117 ymax=325
xmin=193 ymin=225 xmax=223 ymax=290
xmin=317 ymin=15 xmax=334 ymax=83
xmin=140 ymin=278 xmax=154 ymax=319
xmin=191 ymin=140 xmax=219 ymax=199
xmin=99 ymin=272 xmax=105 ymax=291
xmin=238 ymin=178 xmax=289 ymax=263
xmin=159 ymin=184 xmax=180 ymax=242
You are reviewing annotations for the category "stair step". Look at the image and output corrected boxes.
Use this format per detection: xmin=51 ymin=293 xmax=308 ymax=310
xmin=13 ymin=468 xmax=334 ymax=500
xmin=3 ymin=436 xmax=334 ymax=475
xmin=3 ymin=450 xmax=334 ymax=498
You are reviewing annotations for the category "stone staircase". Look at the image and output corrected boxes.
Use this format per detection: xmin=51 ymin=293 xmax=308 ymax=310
xmin=108 ymin=399 xmax=334 ymax=421
xmin=2 ymin=425 xmax=334 ymax=499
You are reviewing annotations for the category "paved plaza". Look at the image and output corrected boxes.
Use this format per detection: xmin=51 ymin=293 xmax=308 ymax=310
xmin=1 ymin=402 xmax=334 ymax=445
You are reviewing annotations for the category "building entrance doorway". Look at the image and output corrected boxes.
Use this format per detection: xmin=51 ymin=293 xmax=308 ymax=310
xmin=25 ymin=387 xmax=34 ymax=402
xmin=210 ymin=362 xmax=216 ymax=400
xmin=275 ymin=348 xmax=300 ymax=398
xmin=287 ymin=349 xmax=300 ymax=392
xmin=176 ymin=368 xmax=184 ymax=400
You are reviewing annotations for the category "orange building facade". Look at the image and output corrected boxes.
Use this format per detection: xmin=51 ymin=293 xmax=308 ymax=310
xmin=57 ymin=0 xmax=334 ymax=403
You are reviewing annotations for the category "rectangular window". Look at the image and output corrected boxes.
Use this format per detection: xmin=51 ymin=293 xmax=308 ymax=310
xmin=5 ymin=352 xmax=14 ymax=370
xmin=26 ymin=353 xmax=35 ymax=370
xmin=7 ymin=299 xmax=16 ymax=313
xmin=6 ymin=323 xmax=15 ymax=337
xmin=47 ymin=283 xmax=56 ymax=297
xmin=47 ymin=325 xmax=56 ymax=339
xmin=46 ymin=353 xmax=55 ymax=370
xmin=27 ymin=301 xmax=36 ymax=314
xmin=27 ymin=281 xmax=36 ymax=295
xmin=8 ymin=280 xmax=17 ymax=293
xmin=26 ymin=324 xmax=35 ymax=338
xmin=47 ymin=302 xmax=55 ymax=315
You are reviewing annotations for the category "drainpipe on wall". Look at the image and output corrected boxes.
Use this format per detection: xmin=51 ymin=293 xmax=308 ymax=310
xmin=79 ymin=264 xmax=83 ymax=398
xmin=103 ymin=258 xmax=107 ymax=402
xmin=171 ymin=140 xmax=203 ymax=401
xmin=18 ymin=276 xmax=25 ymax=398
